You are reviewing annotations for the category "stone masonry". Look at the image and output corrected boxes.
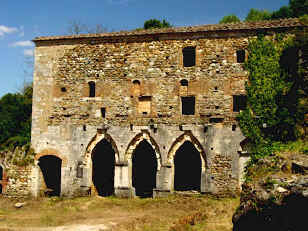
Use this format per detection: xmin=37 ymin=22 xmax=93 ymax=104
xmin=24 ymin=18 xmax=305 ymax=198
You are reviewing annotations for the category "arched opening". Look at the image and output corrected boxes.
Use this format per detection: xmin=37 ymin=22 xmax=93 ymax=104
xmin=0 ymin=165 xmax=3 ymax=194
xmin=174 ymin=141 xmax=201 ymax=191
xmin=88 ymin=81 xmax=95 ymax=97
xmin=132 ymin=140 xmax=157 ymax=198
xmin=38 ymin=155 xmax=62 ymax=196
xmin=92 ymin=139 xmax=115 ymax=196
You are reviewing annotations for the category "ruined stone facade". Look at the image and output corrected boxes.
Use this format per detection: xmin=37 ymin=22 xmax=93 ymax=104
xmin=25 ymin=19 xmax=304 ymax=198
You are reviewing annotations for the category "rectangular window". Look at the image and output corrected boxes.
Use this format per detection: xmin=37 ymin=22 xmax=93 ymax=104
xmin=181 ymin=96 xmax=195 ymax=115
xmin=233 ymin=95 xmax=247 ymax=112
xmin=183 ymin=47 xmax=196 ymax=67
xmin=101 ymin=108 xmax=106 ymax=118
xmin=138 ymin=96 xmax=151 ymax=115
xmin=236 ymin=50 xmax=245 ymax=63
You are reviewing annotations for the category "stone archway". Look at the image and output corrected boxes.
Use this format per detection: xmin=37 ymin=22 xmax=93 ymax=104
xmin=84 ymin=132 xmax=119 ymax=196
xmin=91 ymin=139 xmax=116 ymax=196
xmin=125 ymin=131 xmax=161 ymax=197
xmin=38 ymin=155 xmax=62 ymax=196
xmin=167 ymin=132 xmax=207 ymax=192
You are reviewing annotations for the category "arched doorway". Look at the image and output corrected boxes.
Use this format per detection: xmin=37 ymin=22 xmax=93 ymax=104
xmin=132 ymin=140 xmax=157 ymax=198
xmin=92 ymin=139 xmax=115 ymax=196
xmin=38 ymin=155 xmax=62 ymax=196
xmin=174 ymin=141 xmax=201 ymax=191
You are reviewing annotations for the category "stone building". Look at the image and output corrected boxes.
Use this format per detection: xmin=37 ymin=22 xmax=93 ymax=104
xmin=23 ymin=18 xmax=303 ymax=198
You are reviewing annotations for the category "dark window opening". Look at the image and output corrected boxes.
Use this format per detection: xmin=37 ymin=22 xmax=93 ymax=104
xmin=38 ymin=155 xmax=62 ymax=197
xmin=215 ymin=106 xmax=219 ymax=109
xmin=237 ymin=50 xmax=245 ymax=63
xmin=133 ymin=80 xmax=140 ymax=85
xmin=88 ymin=81 xmax=95 ymax=97
xmin=214 ymin=86 xmax=218 ymax=91
xmin=181 ymin=96 xmax=195 ymax=115
xmin=61 ymin=87 xmax=67 ymax=92
xmin=132 ymin=140 xmax=157 ymax=198
xmin=180 ymin=79 xmax=188 ymax=86
xmin=101 ymin=108 xmax=106 ymax=118
xmin=232 ymin=125 xmax=237 ymax=131
xmin=183 ymin=46 xmax=196 ymax=67
xmin=142 ymin=112 xmax=148 ymax=115
xmin=209 ymin=118 xmax=224 ymax=123
xmin=174 ymin=141 xmax=201 ymax=191
xmin=92 ymin=139 xmax=115 ymax=197
xmin=83 ymin=125 xmax=86 ymax=131
xmin=233 ymin=95 xmax=247 ymax=112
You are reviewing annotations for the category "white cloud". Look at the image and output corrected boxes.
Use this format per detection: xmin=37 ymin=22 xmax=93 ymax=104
xmin=10 ymin=40 xmax=33 ymax=47
xmin=23 ymin=49 xmax=34 ymax=57
xmin=0 ymin=25 xmax=18 ymax=37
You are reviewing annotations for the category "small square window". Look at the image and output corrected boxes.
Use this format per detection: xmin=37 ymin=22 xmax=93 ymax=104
xmin=183 ymin=47 xmax=196 ymax=67
xmin=233 ymin=95 xmax=247 ymax=112
xmin=181 ymin=96 xmax=195 ymax=115
xmin=101 ymin=108 xmax=106 ymax=118
xmin=236 ymin=50 xmax=245 ymax=63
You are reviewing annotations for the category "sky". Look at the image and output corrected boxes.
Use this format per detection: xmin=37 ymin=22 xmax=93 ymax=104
xmin=0 ymin=0 xmax=289 ymax=97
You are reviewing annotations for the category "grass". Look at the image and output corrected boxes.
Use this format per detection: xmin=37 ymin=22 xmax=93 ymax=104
xmin=0 ymin=194 xmax=239 ymax=231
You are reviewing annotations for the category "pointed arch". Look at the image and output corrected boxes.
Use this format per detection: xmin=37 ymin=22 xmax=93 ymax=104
xmin=167 ymin=131 xmax=207 ymax=169
xmin=84 ymin=132 xmax=119 ymax=168
xmin=125 ymin=131 xmax=161 ymax=170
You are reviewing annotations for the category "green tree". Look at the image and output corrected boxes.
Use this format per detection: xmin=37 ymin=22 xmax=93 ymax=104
xmin=290 ymin=0 xmax=308 ymax=17
xmin=219 ymin=14 xmax=241 ymax=24
xmin=245 ymin=9 xmax=272 ymax=22
xmin=271 ymin=6 xmax=293 ymax=19
xmin=143 ymin=19 xmax=172 ymax=30
xmin=0 ymin=84 xmax=32 ymax=149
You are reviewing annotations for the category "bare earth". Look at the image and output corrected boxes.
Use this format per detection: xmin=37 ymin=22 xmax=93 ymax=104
xmin=0 ymin=195 xmax=239 ymax=231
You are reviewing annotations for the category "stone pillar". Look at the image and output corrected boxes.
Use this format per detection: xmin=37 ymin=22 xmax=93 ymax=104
xmin=153 ymin=164 xmax=172 ymax=197
xmin=114 ymin=162 xmax=134 ymax=198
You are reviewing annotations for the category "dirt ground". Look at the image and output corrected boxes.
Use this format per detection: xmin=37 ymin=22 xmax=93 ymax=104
xmin=0 ymin=194 xmax=239 ymax=231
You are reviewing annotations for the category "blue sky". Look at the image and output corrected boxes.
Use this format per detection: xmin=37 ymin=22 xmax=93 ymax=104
xmin=0 ymin=0 xmax=289 ymax=97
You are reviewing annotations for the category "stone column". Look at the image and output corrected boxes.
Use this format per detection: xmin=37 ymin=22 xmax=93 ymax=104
xmin=114 ymin=162 xmax=134 ymax=198
xmin=153 ymin=164 xmax=172 ymax=197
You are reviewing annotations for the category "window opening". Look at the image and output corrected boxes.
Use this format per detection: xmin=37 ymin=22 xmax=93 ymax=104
xmin=181 ymin=96 xmax=195 ymax=115
xmin=183 ymin=46 xmax=196 ymax=67
xmin=237 ymin=50 xmax=245 ymax=63
xmin=61 ymin=87 xmax=67 ymax=92
xmin=101 ymin=108 xmax=106 ymax=118
xmin=210 ymin=118 xmax=224 ymax=123
xmin=233 ymin=95 xmax=247 ymax=112
xmin=83 ymin=125 xmax=87 ymax=131
xmin=180 ymin=79 xmax=188 ymax=86
xmin=232 ymin=125 xmax=237 ymax=131
xmin=88 ymin=81 xmax=95 ymax=97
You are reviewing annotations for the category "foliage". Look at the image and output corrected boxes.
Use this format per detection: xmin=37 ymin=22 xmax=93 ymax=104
xmin=237 ymin=34 xmax=306 ymax=161
xmin=245 ymin=9 xmax=272 ymax=22
xmin=219 ymin=14 xmax=241 ymax=24
xmin=271 ymin=6 xmax=293 ymax=20
xmin=0 ymin=84 xmax=32 ymax=150
xmin=143 ymin=19 xmax=172 ymax=30
xmin=290 ymin=0 xmax=308 ymax=17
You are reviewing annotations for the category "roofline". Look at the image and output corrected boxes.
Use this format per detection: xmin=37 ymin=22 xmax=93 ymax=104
xmin=33 ymin=18 xmax=306 ymax=43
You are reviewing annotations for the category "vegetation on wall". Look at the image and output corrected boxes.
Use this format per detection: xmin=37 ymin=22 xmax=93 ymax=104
xmin=143 ymin=19 xmax=172 ymax=29
xmin=219 ymin=14 xmax=241 ymax=24
xmin=237 ymin=22 xmax=307 ymax=161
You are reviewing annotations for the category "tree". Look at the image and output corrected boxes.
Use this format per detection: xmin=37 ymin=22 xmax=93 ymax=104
xmin=219 ymin=14 xmax=241 ymax=24
xmin=290 ymin=0 xmax=308 ymax=17
xmin=67 ymin=20 xmax=107 ymax=35
xmin=245 ymin=9 xmax=272 ymax=22
xmin=143 ymin=19 xmax=172 ymax=30
xmin=271 ymin=6 xmax=293 ymax=19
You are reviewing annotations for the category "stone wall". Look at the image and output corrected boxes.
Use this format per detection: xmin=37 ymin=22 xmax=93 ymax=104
xmin=29 ymin=20 xmax=304 ymax=198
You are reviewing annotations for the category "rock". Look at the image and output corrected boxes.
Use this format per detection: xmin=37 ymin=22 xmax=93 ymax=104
xmin=276 ymin=186 xmax=287 ymax=193
xmin=14 ymin=202 xmax=26 ymax=208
